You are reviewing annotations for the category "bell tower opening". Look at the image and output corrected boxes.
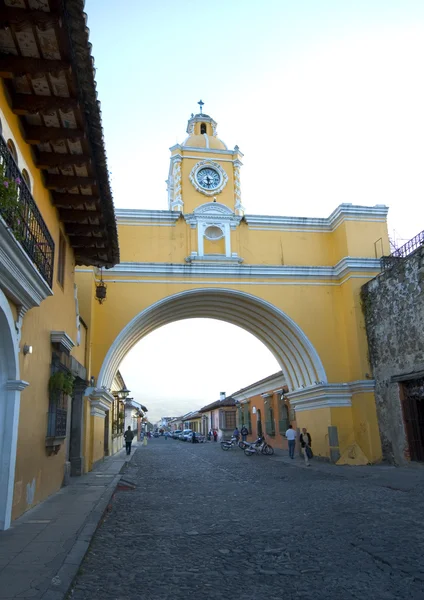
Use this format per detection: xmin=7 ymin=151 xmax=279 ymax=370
xmin=200 ymin=123 xmax=207 ymax=134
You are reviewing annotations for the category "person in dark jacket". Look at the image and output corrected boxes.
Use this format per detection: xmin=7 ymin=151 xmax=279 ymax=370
xmin=191 ymin=431 xmax=197 ymax=443
xmin=124 ymin=426 xmax=134 ymax=455
xmin=299 ymin=428 xmax=312 ymax=466
xmin=241 ymin=425 xmax=248 ymax=442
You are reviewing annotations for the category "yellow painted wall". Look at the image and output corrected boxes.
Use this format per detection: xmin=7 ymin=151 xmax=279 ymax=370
xmin=91 ymin=416 xmax=105 ymax=466
xmin=295 ymin=408 xmax=332 ymax=459
xmin=204 ymin=237 xmax=226 ymax=255
xmin=1 ymin=86 xmax=85 ymax=521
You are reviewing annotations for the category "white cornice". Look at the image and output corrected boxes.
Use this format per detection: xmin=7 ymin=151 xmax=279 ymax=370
xmin=244 ymin=204 xmax=388 ymax=232
xmin=287 ymin=380 xmax=375 ymax=412
xmin=88 ymin=387 xmax=114 ymax=417
xmin=0 ymin=217 xmax=53 ymax=310
xmin=232 ymin=373 xmax=286 ymax=401
xmin=50 ymin=331 xmax=75 ymax=353
xmin=101 ymin=257 xmax=381 ymax=280
xmin=116 ymin=209 xmax=181 ymax=226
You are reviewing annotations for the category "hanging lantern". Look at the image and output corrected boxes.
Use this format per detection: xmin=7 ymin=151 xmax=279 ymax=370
xmin=95 ymin=268 xmax=107 ymax=304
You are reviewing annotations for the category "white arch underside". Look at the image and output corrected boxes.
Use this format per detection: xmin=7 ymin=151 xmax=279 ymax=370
xmin=98 ymin=288 xmax=327 ymax=392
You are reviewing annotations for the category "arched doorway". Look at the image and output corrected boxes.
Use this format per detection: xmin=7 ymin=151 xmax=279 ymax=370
xmin=97 ymin=288 xmax=327 ymax=392
xmin=0 ymin=289 xmax=28 ymax=530
xmin=256 ymin=409 xmax=263 ymax=438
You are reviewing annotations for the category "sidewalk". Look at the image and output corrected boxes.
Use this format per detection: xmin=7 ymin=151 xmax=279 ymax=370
xmin=0 ymin=441 xmax=139 ymax=600
xmin=273 ymin=447 xmax=424 ymax=492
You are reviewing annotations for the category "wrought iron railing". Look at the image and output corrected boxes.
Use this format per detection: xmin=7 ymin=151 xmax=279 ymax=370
xmin=381 ymin=230 xmax=424 ymax=271
xmin=0 ymin=136 xmax=54 ymax=287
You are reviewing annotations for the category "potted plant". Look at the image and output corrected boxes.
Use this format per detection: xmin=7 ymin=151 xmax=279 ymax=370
xmin=0 ymin=163 xmax=24 ymax=241
xmin=48 ymin=371 xmax=75 ymax=396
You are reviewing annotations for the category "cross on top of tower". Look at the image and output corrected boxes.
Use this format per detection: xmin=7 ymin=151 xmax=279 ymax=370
xmin=197 ymin=99 xmax=204 ymax=114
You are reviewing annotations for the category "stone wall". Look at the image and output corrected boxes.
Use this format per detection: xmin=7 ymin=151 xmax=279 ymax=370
xmin=361 ymin=245 xmax=424 ymax=464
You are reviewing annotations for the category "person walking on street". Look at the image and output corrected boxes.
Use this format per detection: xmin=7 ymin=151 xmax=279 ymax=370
xmin=285 ymin=424 xmax=296 ymax=459
xmin=300 ymin=427 xmax=312 ymax=466
xmin=213 ymin=430 xmax=218 ymax=442
xmin=191 ymin=431 xmax=197 ymax=443
xmin=124 ymin=426 xmax=134 ymax=455
xmin=233 ymin=427 xmax=240 ymax=442
xmin=241 ymin=425 xmax=248 ymax=442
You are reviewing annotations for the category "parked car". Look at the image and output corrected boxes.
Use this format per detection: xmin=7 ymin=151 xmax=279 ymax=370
xmin=172 ymin=430 xmax=182 ymax=439
xmin=180 ymin=429 xmax=192 ymax=441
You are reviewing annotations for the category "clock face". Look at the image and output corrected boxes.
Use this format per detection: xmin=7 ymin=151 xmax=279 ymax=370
xmin=196 ymin=167 xmax=221 ymax=190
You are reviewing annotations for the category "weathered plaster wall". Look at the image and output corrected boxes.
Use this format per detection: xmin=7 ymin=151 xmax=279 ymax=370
xmin=361 ymin=246 xmax=424 ymax=464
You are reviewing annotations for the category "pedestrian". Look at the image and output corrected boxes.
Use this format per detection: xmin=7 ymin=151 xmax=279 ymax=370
xmin=208 ymin=429 xmax=212 ymax=441
xmin=233 ymin=427 xmax=240 ymax=442
xmin=165 ymin=431 xmax=169 ymax=440
xmin=299 ymin=427 xmax=312 ymax=466
xmin=213 ymin=429 xmax=218 ymax=442
xmin=240 ymin=425 xmax=248 ymax=442
xmin=192 ymin=431 xmax=196 ymax=444
xmin=124 ymin=426 xmax=134 ymax=455
xmin=285 ymin=424 xmax=296 ymax=459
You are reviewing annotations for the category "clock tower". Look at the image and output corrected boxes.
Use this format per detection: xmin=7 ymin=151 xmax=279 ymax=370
xmin=166 ymin=105 xmax=244 ymax=216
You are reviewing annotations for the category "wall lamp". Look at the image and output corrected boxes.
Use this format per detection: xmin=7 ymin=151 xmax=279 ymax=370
xmin=23 ymin=344 xmax=32 ymax=355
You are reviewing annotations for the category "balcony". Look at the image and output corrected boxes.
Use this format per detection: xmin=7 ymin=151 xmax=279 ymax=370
xmin=0 ymin=135 xmax=54 ymax=288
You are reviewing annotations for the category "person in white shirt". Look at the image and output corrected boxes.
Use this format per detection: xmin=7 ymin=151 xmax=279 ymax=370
xmin=285 ymin=424 xmax=296 ymax=459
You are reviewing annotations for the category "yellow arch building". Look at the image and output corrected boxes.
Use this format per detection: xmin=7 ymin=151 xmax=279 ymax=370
xmin=77 ymin=109 xmax=390 ymax=467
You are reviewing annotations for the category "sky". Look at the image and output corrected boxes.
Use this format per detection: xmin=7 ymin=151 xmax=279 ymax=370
xmin=86 ymin=0 xmax=424 ymax=422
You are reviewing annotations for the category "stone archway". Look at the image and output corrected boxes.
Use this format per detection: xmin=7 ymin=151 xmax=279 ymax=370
xmin=0 ymin=290 xmax=28 ymax=530
xmin=97 ymin=288 xmax=327 ymax=392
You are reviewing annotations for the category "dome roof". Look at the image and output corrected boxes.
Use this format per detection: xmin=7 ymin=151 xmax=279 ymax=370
xmin=183 ymin=134 xmax=227 ymax=150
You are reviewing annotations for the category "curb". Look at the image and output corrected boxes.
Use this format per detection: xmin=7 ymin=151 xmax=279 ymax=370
xmin=41 ymin=452 xmax=138 ymax=600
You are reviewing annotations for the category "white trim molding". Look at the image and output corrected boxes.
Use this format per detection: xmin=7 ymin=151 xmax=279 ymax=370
xmin=232 ymin=372 xmax=286 ymax=402
xmin=88 ymin=387 xmax=114 ymax=418
xmin=244 ymin=204 xmax=388 ymax=232
xmin=102 ymin=257 xmax=381 ymax=281
xmin=189 ymin=160 xmax=229 ymax=197
xmin=0 ymin=216 xmax=53 ymax=311
xmin=287 ymin=380 xmax=375 ymax=412
xmin=97 ymin=288 xmax=327 ymax=393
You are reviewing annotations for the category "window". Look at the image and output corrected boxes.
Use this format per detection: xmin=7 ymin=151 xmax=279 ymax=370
xmin=278 ymin=401 xmax=290 ymax=434
xmin=7 ymin=139 xmax=17 ymax=163
xmin=256 ymin=409 xmax=263 ymax=437
xmin=57 ymin=232 xmax=66 ymax=288
xmin=224 ymin=411 xmax=236 ymax=430
xmin=112 ymin=396 xmax=124 ymax=435
xmin=266 ymin=404 xmax=275 ymax=436
xmin=21 ymin=168 xmax=31 ymax=191
xmin=200 ymin=123 xmax=207 ymax=134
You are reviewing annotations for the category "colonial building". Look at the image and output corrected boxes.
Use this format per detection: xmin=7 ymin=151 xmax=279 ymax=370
xmin=0 ymin=1 xmax=118 ymax=529
xmin=199 ymin=397 xmax=237 ymax=440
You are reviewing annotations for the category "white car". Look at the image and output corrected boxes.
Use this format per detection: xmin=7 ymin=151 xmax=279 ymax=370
xmin=181 ymin=429 xmax=192 ymax=441
xmin=186 ymin=432 xmax=205 ymax=443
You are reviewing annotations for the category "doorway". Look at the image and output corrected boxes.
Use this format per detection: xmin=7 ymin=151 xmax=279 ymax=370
xmin=401 ymin=377 xmax=424 ymax=462
xmin=104 ymin=410 xmax=110 ymax=456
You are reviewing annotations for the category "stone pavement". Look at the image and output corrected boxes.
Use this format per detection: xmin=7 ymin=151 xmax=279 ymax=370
xmin=70 ymin=438 xmax=424 ymax=600
xmin=0 ymin=440 xmax=139 ymax=600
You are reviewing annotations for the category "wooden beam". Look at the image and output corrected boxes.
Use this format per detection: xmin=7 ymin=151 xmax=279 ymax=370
xmin=51 ymin=193 xmax=99 ymax=207
xmin=68 ymin=237 xmax=105 ymax=248
xmin=59 ymin=209 xmax=102 ymax=222
xmin=65 ymin=223 xmax=106 ymax=235
xmin=25 ymin=125 xmax=85 ymax=144
xmin=0 ymin=6 xmax=60 ymax=27
xmin=12 ymin=94 xmax=78 ymax=115
xmin=36 ymin=152 xmax=91 ymax=169
xmin=0 ymin=55 xmax=69 ymax=78
xmin=45 ymin=175 xmax=95 ymax=189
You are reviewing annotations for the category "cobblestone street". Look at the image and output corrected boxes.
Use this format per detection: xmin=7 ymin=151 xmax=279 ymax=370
xmin=70 ymin=439 xmax=424 ymax=600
